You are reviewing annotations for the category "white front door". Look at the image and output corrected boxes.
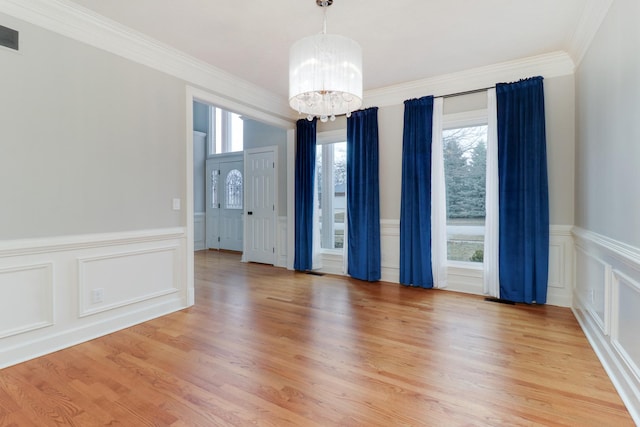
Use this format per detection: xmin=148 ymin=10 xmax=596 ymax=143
xmin=245 ymin=147 xmax=276 ymax=264
xmin=205 ymin=155 xmax=244 ymax=251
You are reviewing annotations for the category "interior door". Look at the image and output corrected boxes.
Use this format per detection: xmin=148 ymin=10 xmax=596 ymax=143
xmin=205 ymin=155 xmax=244 ymax=251
xmin=245 ymin=148 xmax=276 ymax=264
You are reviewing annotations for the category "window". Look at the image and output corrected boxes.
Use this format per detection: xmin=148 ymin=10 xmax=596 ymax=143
xmin=316 ymin=141 xmax=346 ymax=250
xmin=210 ymin=170 xmax=219 ymax=209
xmin=209 ymin=107 xmax=243 ymax=155
xmin=225 ymin=169 xmax=243 ymax=209
xmin=443 ymin=124 xmax=487 ymax=263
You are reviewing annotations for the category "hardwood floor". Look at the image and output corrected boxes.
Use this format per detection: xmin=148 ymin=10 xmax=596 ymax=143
xmin=0 ymin=250 xmax=634 ymax=426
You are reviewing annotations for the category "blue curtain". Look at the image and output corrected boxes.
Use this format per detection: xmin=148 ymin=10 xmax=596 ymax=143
xmin=496 ymin=77 xmax=549 ymax=304
xmin=294 ymin=118 xmax=317 ymax=271
xmin=400 ymin=96 xmax=434 ymax=288
xmin=346 ymin=107 xmax=381 ymax=281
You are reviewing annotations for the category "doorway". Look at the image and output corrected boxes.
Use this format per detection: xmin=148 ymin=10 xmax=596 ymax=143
xmin=244 ymin=147 xmax=277 ymax=264
xmin=205 ymin=154 xmax=244 ymax=252
xmin=187 ymin=87 xmax=295 ymax=305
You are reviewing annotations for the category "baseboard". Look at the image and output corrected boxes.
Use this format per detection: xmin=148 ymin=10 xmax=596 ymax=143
xmin=1 ymin=297 xmax=185 ymax=369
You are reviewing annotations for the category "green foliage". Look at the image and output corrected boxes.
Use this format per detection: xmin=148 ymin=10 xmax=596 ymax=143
xmin=443 ymin=126 xmax=487 ymax=219
xmin=470 ymin=249 xmax=484 ymax=262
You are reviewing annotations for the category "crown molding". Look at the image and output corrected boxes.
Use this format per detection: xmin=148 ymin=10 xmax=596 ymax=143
xmin=1 ymin=0 xmax=581 ymax=117
xmin=362 ymin=51 xmax=575 ymax=109
xmin=0 ymin=0 xmax=294 ymax=123
xmin=568 ymin=0 xmax=614 ymax=67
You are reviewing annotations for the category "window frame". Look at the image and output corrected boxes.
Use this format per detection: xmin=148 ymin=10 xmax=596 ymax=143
xmin=207 ymin=107 xmax=244 ymax=157
xmin=316 ymin=130 xmax=347 ymax=255
xmin=442 ymin=109 xmax=488 ymax=268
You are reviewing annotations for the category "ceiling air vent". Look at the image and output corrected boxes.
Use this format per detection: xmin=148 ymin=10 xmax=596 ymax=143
xmin=0 ymin=25 xmax=19 ymax=51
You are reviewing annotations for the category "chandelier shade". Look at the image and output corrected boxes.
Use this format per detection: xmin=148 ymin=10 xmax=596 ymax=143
xmin=289 ymin=11 xmax=362 ymax=121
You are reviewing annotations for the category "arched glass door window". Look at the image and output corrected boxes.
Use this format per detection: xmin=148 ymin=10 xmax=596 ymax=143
xmin=226 ymin=169 xmax=243 ymax=209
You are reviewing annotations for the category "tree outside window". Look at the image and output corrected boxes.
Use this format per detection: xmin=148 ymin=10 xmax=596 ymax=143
xmin=443 ymin=125 xmax=487 ymax=263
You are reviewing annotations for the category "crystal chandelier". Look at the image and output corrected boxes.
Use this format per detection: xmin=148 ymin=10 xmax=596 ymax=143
xmin=289 ymin=0 xmax=363 ymax=122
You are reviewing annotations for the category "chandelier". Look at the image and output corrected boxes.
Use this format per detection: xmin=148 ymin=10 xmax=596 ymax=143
xmin=289 ymin=0 xmax=363 ymax=122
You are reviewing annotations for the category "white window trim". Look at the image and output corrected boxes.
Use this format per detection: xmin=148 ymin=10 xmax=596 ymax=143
xmin=316 ymin=130 xmax=348 ymax=270
xmin=442 ymin=108 xmax=489 ymax=268
xmin=207 ymin=107 xmax=243 ymax=157
xmin=317 ymin=129 xmax=345 ymax=145
xmin=443 ymin=109 xmax=488 ymax=130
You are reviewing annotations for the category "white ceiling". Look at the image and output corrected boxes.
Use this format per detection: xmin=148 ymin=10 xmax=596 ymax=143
xmin=65 ymin=0 xmax=590 ymax=100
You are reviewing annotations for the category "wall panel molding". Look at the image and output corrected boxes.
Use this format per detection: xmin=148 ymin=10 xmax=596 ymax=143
xmin=194 ymin=213 xmax=205 ymax=251
xmin=78 ymin=245 xmax=180 ymax=317
xmin=276 ymin=216 xmax=288 ymax=268
xmin=547 ymin=225 xmax=575 ymax=307
xmin=572 ymin=226 xmax=640 ymax=424
xmin=0 ymin=227 xmax=185 ymax=257
xmin=611 ymin=270 xmax=640 ymax=384
xmin=379 ymin=220 xmax=573 ymax=306
xmin=0 ymin=228 xmax=187 ymax=369
xmin=380 ymin=219 xmax=400 ymax=283
xmin=0 ymin=263 xmax=53 ymax=338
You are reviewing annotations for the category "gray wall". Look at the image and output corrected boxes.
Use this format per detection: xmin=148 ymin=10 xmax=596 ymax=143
xmin=575 ymin=0 xmax=640 ymax=247
xmin=243 ymin=118 xmax=288 ymax=216
xmin=0 ymin=13 xmax=186 ymax=240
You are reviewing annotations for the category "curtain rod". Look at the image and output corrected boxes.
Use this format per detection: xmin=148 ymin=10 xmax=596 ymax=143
xmin=437 ymin=86 xmax=495 ymax=99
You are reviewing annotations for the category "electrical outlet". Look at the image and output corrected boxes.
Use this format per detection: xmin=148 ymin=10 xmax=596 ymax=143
xmin=172 ymin=198 xmax=181 ymax=211
xmin=91 ymin=288 xmax=104 ymax=304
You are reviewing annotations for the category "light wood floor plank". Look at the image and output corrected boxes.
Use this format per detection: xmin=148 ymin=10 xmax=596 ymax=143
xmin=0 ymin=250 xmax=634 ymax=426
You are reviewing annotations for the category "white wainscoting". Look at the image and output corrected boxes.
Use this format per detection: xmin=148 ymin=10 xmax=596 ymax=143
xmin=572 ymin=227 xmax=640 ymax=424
xmin=275 ymin=216 xmax=288 ymax=268
xmin=380 ymin=220 xmax=574 ymax=307
xmin=194 ymin=212 xmax=206 ymax=250
xmin=547 ymin=226 xmax=575 ymax=307
xmin=380 ymin=220 xmax=400 ymax=283
xmin=0 ymin=263 xmax=54 ymax=339
xmin=0 ymin=228 xmax=188 ymax=369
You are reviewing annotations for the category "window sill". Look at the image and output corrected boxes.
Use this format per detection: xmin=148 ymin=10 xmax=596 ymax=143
xmin=320 ymin=249 xmax=343 ymax=256
xmin=447 ymin=260 xmax=483 ymax=271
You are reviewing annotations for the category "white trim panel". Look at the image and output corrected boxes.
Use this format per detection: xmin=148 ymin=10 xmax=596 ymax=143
xmin=276 ymin=216 xmax=288 ymax=268
xmin=380 ymin=219 xmax=400 ymax=283
xmin=0 ymin=263 xmax=54 ymax=339
xmin=78 ymin=246 xmax=180 ymax=317
xmin=572 ymin=227 xmax=640 ymax=424
xmin=611 ymin=270 xmax=640 ymax=385
xmin=380 ymin=220 xmax=573 ymax=307
xmin=547 ymin=226 xmax=575 ymax=307
xmin=194 ymin=212 xmax=206 ymax=251
xmin=0 ymin=228 xmax=188 ymax=369
xmin=0 ymin=227 xmax=185 ymax=256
